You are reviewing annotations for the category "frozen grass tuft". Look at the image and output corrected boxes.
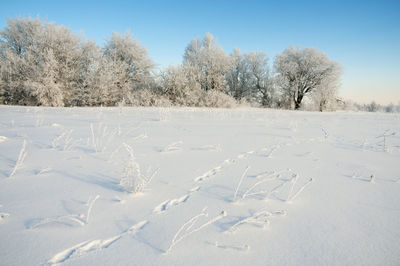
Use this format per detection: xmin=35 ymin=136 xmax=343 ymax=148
xmin=120 ymin=143 xmax=158 ymax=193
xmin=90 ymin=123 xmax=117 ymax=153
xmin=376 ymin=130 xmax=397 ymax=152
xmin=158 ymin=108 xmax=171 ymax=121
xmin=51 ymin=130 xmax=74 ymax=150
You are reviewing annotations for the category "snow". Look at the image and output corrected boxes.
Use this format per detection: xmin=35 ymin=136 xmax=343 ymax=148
xmin=0 ymin=105 xmax=399 ymax=265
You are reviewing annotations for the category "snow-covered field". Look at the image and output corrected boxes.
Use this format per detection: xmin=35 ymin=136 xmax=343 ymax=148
xmin=0 ymin=106 xmax=399 ymax=265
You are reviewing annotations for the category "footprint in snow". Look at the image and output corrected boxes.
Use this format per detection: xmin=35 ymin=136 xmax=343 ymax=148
xmin=47 ymin=220 xmax=148 ymax=265
xmin=153 ymin=195 xmax=190 ymax=214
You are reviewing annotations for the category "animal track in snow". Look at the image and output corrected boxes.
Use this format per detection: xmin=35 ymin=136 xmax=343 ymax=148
xmin=132 ymin=133 xmax=148 ymax=141
xmin=237 ymin=150 xmax=255 ymax=159
xmin=153 ymin=194 xmax=190 ymax=214
xmin=192 ymin=144 xmax=222 ymax=152
xmin=35 ymin=167 xmax=52 ymax=175
xmin=258 ymin=145 xmax=281 ymax=158
xmin=194 ymin=166 xmax=222 ymax=183
xmin=189 ymin=186 xmax=200 ymax=192
xmin=194 ymin=150 xmax=256 ymax=183
xmin=47 ymin=220 xmax=148 ymax=265
xmin=161 ymin=141 xmax=183 ymax=153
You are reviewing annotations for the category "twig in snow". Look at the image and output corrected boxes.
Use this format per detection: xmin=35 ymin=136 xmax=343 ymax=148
xmin=227 ymin=209 xmax=286 ymax=233
xmin=0 ymin=212 xmax=10 ymax=222
xmin=286 ymin=178 xmax=313 ymax=202
xmin=164 ymin=208 xmax=227 ymax=254
xmin=162 ymin=141 xmax=183 ymax=153
xmin=287 ymin=174 xmax=299 ymax=201
xmin=36 ymin=167 xmax=52 ymax=175
xmin=29 ymin=195 xmax=100 ymax=229
xmin=370 ymin=175 xmax=375 ymax=184
xmin=85 ymin=195 xmax=100 ymax=224
xmin=241 ymin=170 xmax=285 ymax=200
xmin=233 ymin=166 xmax=250 ymax=202
xmin=9 ymin=139 xmax=27 ymax=178
xmin=321 ymin=128 xmax=329 ymax=139
xmin=213 ymin=241 xmax=250 ymax=252
xmin=266 ymin=145 xmax=280 ymax=158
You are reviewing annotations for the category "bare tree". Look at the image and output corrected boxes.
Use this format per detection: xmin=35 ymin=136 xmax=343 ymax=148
xmin=274 ymin=46 xmax=341 ymax=110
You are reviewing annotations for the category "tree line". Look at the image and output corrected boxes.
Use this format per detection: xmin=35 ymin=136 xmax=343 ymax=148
xmin=0 ymin=17 xmax=342 ymax=110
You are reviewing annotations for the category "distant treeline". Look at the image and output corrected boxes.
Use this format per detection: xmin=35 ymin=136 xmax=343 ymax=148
xmin=0 ymin=16 xmax=347 ymax=110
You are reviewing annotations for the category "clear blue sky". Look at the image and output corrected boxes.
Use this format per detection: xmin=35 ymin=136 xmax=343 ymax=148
xmin=1 ymin=0 xmax=399 ymax=104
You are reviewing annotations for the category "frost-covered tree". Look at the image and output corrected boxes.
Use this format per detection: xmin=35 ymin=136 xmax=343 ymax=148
xmin=226 ymin=50 xmax=273 ymax=106
xmin=22 ymin=48 xmax=64 ymax=106
xmin=160 ymin=65 xmax=201 ymax=106
xmin=0 ymin=17 xmax=60 ymax=105
xmin=103 ymin=32 xmax=154 ymax=105
xmin=384 ymin=103 xmax=395 ymax=113
xmin=0 ymin=17 xmax=100 ymax=106
xmin=311 ymin=68 xmax=341 ymax=111
xmin=366 ymin=101 xmax=380 ymax=112
xmin=244 ymin=51 xmax=274 ymax=107
xmin=68 ymin=40 xmax=103 ymax=106
xmin=44 ymin=22 xmax=83 ymax=106
xmin=226 ymin=48 xmax=249 ymax=101
xmin=183 ymin=33 xmax=230 ymax=92
xmin=274 ymin=46 xmax=341 ymax=110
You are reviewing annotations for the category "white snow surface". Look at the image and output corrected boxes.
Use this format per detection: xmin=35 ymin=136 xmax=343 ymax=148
xmin=0 ymin=106 xmax=399 ymax=265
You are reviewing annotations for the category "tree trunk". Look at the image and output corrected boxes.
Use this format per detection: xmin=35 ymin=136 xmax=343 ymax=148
xmin=319 ymin=100 xmax=326 ymax=112
xmin=294 ymin=93 xmax=303 ymax=110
